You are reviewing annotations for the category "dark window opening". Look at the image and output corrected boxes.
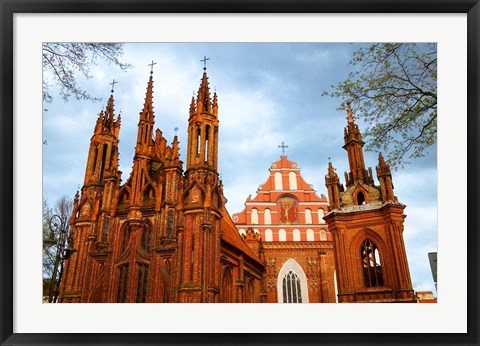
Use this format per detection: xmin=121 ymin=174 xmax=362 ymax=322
xmin=117 ymin=265 xmax=129 ymax=303
xmin=122 ymin=225 xmax=130 ymax=253
xmin=98 ymin=144 xmax=108 ymax=181
xmin=102 ymin=217 xmax=110 ymax=242
xmin=205 ymin=125 xmax=210 ymax=162
xmin=141 ymin=223 xmax=151 ymax=252
xmin=167 ymin=210 xmax=175 ymax=237
xmin=196 ymin=128 xmax=201 ymax=155
xmin=222 ymin=268 xmax=233 ymax=303
xmin=92 ymin=147 xmax=98 ymax=175
xmin=361 ymin=239 xmax=384 ymax=287
xmin=136 ymin=264 xmax=149 ymax=303
xmin=357 ymin=191 xmax=365 ymax=205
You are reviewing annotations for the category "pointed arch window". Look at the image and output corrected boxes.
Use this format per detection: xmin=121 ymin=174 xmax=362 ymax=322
xmin=117 ymin=264 xmax=129 ymax=303
xmin=221 ymin=267 xmax=233 ymax=303
xmin=204 ymin=125 xmax=210 ymax=162
xmin=361 ymin=239 xmax=384 ymax=287
xmin=98 ymin=143 xmax=108 ymax=181
xmin=136 ymin=264 xmax=149 ymax=303
xmin=167 ymin=210 xmax=175 ymax=237
xmin=141 ymin=222 xmax=151 ymax=252
xmin=196 ymin=127 xmax=201 ymax=155
xmin=357 ymin=191 xmax=366 ymax=205
xmin=282 ymin=271 xmax=302 ymax=303
xmin=121 ymin=224 xmax=131 ymax=253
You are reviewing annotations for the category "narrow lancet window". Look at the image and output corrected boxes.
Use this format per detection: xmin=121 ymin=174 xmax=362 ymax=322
xmin=282 ymin=271 xmax=302 ymax=303
xmin=117 ymin=265 xmax=129 ymax=303
xmin=361 ymin=239 xmax=384 ymax=287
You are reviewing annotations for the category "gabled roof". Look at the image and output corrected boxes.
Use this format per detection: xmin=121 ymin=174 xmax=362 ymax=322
xmin=220 ymin=205 xmax=264 ymax=267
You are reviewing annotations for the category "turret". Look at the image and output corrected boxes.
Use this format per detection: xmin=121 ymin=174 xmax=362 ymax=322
xmin=84 ymin=89 xmax=121 ymax=187
xmin=135 ymin=72 xmax=155 ymax=156
xmin=342 ymin=102 xmax=374 ymax=186
xmin=325 ymin=161 xmax=342 ymax=210
xmin=376 ymin=152 xmax=396 ymax=202
xmin=186 ymin=68 xmax=219 ymax=171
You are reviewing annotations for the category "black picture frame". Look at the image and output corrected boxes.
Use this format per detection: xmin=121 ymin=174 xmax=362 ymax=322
xmin=1 ymin=1 xmax=478 ymax=345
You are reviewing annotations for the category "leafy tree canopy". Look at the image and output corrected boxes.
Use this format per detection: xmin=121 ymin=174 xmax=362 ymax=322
xmin=43 ymin=43 xmax=132 ymax=103
xmin=323 ymin=43 xmax=437 ymax=169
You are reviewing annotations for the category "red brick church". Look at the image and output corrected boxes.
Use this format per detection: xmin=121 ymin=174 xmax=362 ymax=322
xmin=59 ymin=66 xmax=414 ymax=303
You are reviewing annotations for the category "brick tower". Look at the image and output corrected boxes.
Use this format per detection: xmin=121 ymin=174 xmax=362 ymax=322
xmin=324 ymin=102 xmax=414 ymax=303
xmin=176 ymin=67 xmax=222 ymax=303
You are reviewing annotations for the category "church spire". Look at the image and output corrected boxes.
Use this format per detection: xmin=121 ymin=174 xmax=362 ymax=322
xmin=325 ymin=161 xmax=341 ymax=210
xmin=186 ymin=67 xmax=219 ymax=171
xmin=84 ymin=85 xmax=121 ymax=187
xmin=376 ymin=152 xmax=396 ymax=202
xmin=135 ymin=72 xmax=155 ymax=153
xmin=342 ymin=102 xmax=373 ymax=186
xmin=196 ymin=71 xmax=212 ymax=114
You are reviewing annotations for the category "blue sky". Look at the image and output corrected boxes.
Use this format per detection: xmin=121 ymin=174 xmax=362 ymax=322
xmin=43 ymin=42 xmax=437 ymax=295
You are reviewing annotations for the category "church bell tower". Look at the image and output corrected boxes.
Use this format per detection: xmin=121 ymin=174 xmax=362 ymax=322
xmin=324 ymin=103 xmax=414 ymax=303
xmin=177 ymin=62 xmax=222 ymax=303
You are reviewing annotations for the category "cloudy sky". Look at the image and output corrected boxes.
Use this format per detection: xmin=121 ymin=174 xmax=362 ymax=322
xmin=42 ymin=43 xmax=437 ymax=295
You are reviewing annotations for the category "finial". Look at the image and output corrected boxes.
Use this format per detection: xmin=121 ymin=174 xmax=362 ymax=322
xmin=328 ymin=156 xmax=331 ymax=163
xmin=346 ymin=101 xmax=354 ymax=123
xmin=328 ymin=160 xmax=336 ymax=176
xmin=110 ymin=79 xmax=117 ymax=94
xmin=174 ymin=126 xmax=179 ymax=136
xmin=278 ymin=141 xmax=288 ymax=156
xmin=378 ymin=152 xmax=386 ymax=166
xmin=148 ymin=60 xmax=157 ymax=75
xmin=201 ymin=55 xmax=210 ymax=70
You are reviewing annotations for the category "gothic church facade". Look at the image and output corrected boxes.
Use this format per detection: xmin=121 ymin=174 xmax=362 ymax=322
xmin=59 ymin=68 xmax=414 ymax=303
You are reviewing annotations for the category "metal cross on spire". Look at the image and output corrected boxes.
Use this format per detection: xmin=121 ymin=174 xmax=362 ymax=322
xmin=201 ymin=55 xmax=210 ymax=70
xmin=110 ymin=79 xmax=117 ymax=93
xmin=148 ymin=60 xmax=157 ymax=74
xmin=278 ymin=141 xmax=288 ymax=156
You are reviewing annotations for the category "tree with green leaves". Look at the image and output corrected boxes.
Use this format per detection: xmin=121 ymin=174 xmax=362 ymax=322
xmin=323 ymin=43 xmax=437 ymax=169
xmin=42 ymin=43 xmax=132 ymax=103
